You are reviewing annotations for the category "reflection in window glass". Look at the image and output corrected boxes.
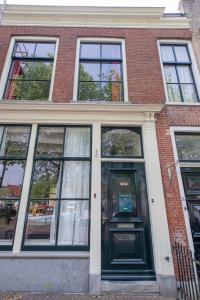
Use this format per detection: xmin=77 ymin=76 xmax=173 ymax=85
xmin=102 ymin=127 xmax=142 ymax=157
xmin=78 ymin=42 xmax=123 ymax=101
xmin=0 ymin=125 xmax=31 ymax=249
xmin=176 ymin=134 xmax=200 ymax=161
xmin=24 ymin=126 xmax=91 ymax=249
xmin=4 ymin=41 xmax=56 ymax=101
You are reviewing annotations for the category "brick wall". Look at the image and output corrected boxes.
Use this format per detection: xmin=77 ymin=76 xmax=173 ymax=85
xmin=0 ymin=26 xmax=191 ymax=103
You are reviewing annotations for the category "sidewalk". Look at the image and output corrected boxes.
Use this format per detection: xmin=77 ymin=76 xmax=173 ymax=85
xmin=0 ymin=293 xmax=176 ymax=300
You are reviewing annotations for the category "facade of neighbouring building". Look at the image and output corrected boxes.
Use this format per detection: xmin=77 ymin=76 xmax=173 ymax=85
xmin=0 ymin=3 xmax=199 ymax=297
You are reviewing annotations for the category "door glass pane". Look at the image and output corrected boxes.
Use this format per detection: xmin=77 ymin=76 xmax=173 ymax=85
xmin=30 ymin=160 xmax=61 ymax=199
xmin=102 ymin=63 xmax=121 ymax=81
xmin=36 ymin=127 xmax=64 ymax=158
xmin=64 ymin=127 xmax=90 ymax=158
xmin=79 ymin=82 xmax=101 ymax=100
xmin=181 ymin=84 xmax=198 ymax=103
xmin=61 ymin=161 xmax=90 ymax=199
xmin=167 ymin=84 xmax=182 ymax=102
xmin=102 ymin=44 xmax=121 ymax=59
xmin=160 ymin=45 xmax=175 ymax=62
xmin=57 ymin=200 xmax=89 ymax=246
xmin=80 ymin=44 xmax=100 ymax=59
xmin=0 ymin=126 xmax=31 ymax=157
xmin=24 ymin=200 xmax=57 ymax=245
xmin=177 ymin=66 xmax=193 ymax=83
xmin=80 ymin=63 xmax=100 ymax=81
xmin=174 ymin=46 xmax=190 ymax=63
xmin=110 ymin=171 xmax=137 ymax=217
xmin=0 ymin=200 xmax=19 ymax=245
xmin=102 ymin=128 xmax=142 ymax=157
xmin=175 ymin=134 xmax=200 ymax=161
xmin=164 ymin=66 xmax=177 ymax=83
xmin=0 ymin=160 xmax=26 ymax=199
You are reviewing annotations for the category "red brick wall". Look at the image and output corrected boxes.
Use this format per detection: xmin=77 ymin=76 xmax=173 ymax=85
xmin=0 ymin=26 xmax=191 ymax=103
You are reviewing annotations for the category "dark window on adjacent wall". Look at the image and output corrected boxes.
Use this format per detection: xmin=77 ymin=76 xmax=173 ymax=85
xmin=78 ymin=42 xmax=124 ymax=101
xmin=0 ymin=125 xmax=31 ymax=250
xmin=4 ymin=41 xmax=56 ymax=101
xmin=101 ymin=127 xmax=143 ymax=158
xmin=23 ymin=126 xmax=91 ymax=251
xmin=175 ymin=133 xmax=200 ymax=161
xmin=160 ymin=44 xmax=199 ymax=103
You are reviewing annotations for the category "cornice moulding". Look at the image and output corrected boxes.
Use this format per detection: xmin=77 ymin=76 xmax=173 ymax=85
xmin=0 ymin=5 xmax=190 ymax=29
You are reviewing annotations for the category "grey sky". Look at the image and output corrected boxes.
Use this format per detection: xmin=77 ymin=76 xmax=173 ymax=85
xmin=2 ymin=0 xmax=180 ymax=12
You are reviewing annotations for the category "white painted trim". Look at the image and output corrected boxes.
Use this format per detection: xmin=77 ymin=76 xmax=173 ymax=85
xmin=73 ymin=37 xmax=129 ymax=103
xmin=0 ymin=36 xmax=59 ymax=102
xmin=170 ymin=126 xmax=199 ymax=253
xmin=157 ymin=40 xmax=200 ymax=104
xmin=12 ymin=124 xmax=38 ymax=253
xmin=89 ymin=123 xmax=101 ymax=275
xmin=0 ymin=251 xmax=89 ymax=258
xmin=143 ymin=121 xmax=174 ymax=276
xmin=0 ymin=5 xmax=189 ymax=29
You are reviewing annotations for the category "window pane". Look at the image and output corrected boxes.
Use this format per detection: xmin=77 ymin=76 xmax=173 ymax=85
xmin=174 ymin=46 xmax=190 ymax=62
xmin=102 ymin=128 xmax=142 ymax=157
xmin=14 ymin=42 xmax=36 ymax=57
xmin=0 ymin=127 xmax=3 ymax=145
xmin=64 ymin=127 xmax=91 ymax=158
xmin=57 ymin=200 xmax=89 ymax=246
xmin=0 ymin=160 xmax=26 ymax=199
xmin=26 ymin=81 xmax=50 ymax=100
xmin=30 ymin=62 xmax=53 ymax=81
xmin=80 ymin=63 xmax=100 ymax=81
xmin=164 ymin=66 xmax=177 ymax=83
xmin=102 ymin=82 xmax=123 ymax=101
xmin=0 ymin=200 xmax=19 ymax=245
xmin=167 ymin=84 xmax=182 ymax=102
xmin=177 ymin=66 xmax=193 ymax=83
xmin=80 ymin=43 xmax=100 ymax=59
xmin=185 ymin=174 xmax=200 ymax=191
xmin=102 ymin=63 xmax=121 ymax=81
xmin=36 ymin=127 xmax=64 ymax=158
xmin=102 ymin=44 xmax=121 ymax=59
xmin=35 ymin=43 xmax=55 ymax=58
xmin=161 ymin=45 xmax=175 ymax=62
xmin=79 ymin=82 xmax=101 ymax=100
xmin=181 ymin=84 xmax=198 ymax=103
xmin=24 ymin=200 xmax=57 ymax=245
xmin=61 ymin=161 xmax=90 ymax=199
xmin=0 ymin=126 xmax=31 ymax=157
xmin=30 ymin=160 xmax=61 ymax=199
xmin=9 ymin=61 xmax=33 ymax=80
xmin=175 ymin=134 xmax=200 ymax=161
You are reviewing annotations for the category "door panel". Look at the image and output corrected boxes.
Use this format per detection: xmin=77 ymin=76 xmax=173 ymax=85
xmin=101 ymin=162 xmax=155 ymax=280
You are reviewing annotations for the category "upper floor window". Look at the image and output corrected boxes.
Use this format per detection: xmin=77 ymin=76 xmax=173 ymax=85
xmin=160 ymin=44 xmax=199 ymax=103
xmin=78 ymin=42 xmax=124 ymax=101
xmin=4 ymin=41 xmax=56 ymax=101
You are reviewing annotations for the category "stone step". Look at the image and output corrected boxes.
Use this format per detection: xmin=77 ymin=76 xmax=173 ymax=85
xmin=101 ymin=280 xmax=160 ymax=294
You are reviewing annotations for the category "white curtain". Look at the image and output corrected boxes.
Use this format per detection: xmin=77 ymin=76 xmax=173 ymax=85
xmin=50 ymin=127 xmax=90 ymax=245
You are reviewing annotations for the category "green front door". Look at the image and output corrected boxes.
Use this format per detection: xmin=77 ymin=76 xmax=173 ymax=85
xmin=101 ymin=162 xmax=155 ymax=280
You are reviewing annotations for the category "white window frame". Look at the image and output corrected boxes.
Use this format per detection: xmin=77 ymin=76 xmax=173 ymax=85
xmin=0 ymin=36 xmax=59 ymax=102
xmin=73 ymin=37 xmax=129 ymax=102
xmin=157 ymin=40 xmax=200 ymax=105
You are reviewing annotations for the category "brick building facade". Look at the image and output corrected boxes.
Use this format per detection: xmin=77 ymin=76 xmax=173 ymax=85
xmin=0 ymin=3 xmax=199 ymax=297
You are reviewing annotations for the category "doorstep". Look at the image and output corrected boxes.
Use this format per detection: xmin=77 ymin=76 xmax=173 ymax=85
xmin=101 ymin=280 xmax=160 ymax=294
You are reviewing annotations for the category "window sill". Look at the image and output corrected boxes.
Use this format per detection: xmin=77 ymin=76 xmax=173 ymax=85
xmin=166 ymin=102 xmax=200 ymax=106
xmin=0 ymin=251 xmax=89 ymax=258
